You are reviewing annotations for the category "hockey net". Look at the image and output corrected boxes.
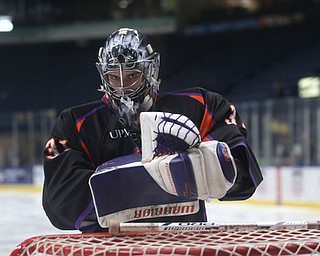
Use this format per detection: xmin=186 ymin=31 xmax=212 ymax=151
xmin=11 ymin=230 xmax=320 ymax=256
xmin=10 ymin=223 xmax=320 ymax=256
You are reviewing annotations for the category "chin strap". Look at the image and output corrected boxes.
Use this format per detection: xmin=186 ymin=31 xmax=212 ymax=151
xmin=115 ymin=95 xmax=153 ymax=127
xmin=97 ymin=84 xmax=106 ymax=93
xmin=120 ymin=97 xmax=137 ymax=114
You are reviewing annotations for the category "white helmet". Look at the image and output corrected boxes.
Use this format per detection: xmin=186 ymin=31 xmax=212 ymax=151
xmin=96 ymin=28 xmax=161 ymax=127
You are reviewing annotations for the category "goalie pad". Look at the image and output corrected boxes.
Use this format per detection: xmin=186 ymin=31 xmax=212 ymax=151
xmin=89 ymin=153 xmax=199 ymax=228
xmin=143 ymin=153 xmax=198 ymax=197
xmin=140 ymin=112 xmax=201 ymax=162
xmin=190 ymin=140 xmax=237 ymax=200
xmin=144 ymin=140 xmax=237 ymax=201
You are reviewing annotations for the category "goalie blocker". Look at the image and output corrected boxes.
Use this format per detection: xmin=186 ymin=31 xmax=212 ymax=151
xmin=89 ymin=140 xmax=236 ymax=227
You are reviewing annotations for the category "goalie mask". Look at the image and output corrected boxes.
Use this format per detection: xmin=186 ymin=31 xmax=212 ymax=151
xmin=96 ymin=28 xmax=161 ymax=127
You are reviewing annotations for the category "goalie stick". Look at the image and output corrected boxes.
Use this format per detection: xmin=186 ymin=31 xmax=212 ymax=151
xmin=108 ymin=219 xmax=320 ymax=235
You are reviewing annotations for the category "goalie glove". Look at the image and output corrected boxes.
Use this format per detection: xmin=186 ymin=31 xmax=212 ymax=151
xmin=140 ymin=112 xmax=201 ymax=162
xmin=144 ymin=140 xmax=237 ymax=200
xmin=89 ymin=153 xmax=200 ymax=225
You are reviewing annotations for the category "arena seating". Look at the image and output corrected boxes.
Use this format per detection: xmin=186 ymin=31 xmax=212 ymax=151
xmin=0 ymin=20 xmax=319 ymax=113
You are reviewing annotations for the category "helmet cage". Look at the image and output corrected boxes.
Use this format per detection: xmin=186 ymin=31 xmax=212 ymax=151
xmin=96 ymin=47 xmax=160 ymax=104
xmin=99 ymin=63 xmax=153 ymax=101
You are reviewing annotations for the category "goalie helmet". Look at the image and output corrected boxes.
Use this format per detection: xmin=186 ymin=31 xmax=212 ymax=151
xmin=96 ymin=28 xmax=161 ymax=127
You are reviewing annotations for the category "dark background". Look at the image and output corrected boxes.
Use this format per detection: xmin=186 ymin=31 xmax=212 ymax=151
xmin=0 ymin=0 xmax=319 ymax=113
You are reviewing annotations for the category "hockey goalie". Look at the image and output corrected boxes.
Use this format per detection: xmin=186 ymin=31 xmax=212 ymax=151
xmin=43 ymin=28 xmax=263 ymax=233
xmin=90 ymin=112 xmax=239 ymax=228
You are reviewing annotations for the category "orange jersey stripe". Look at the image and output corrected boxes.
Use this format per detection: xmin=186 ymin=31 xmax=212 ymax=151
xmin=200 ymin=108 xmax=214 ymax=141
xmin=80 ymin=140 xmax=95 ymax=167
xmin=189 ymin=94 xmax=214 ymax=141
xmin=76 ymin=118 xmax=85 ymax=132
xmin=189 ymin=94 xmax=205 ymax=105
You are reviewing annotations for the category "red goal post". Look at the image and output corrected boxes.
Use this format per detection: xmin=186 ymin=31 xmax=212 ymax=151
xmin=10 ymin=221 xmax=320 ymax=256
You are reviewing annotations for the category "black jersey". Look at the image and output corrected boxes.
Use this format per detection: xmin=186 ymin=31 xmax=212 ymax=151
xmin=43 ymin=87 xmax=263 ymax=232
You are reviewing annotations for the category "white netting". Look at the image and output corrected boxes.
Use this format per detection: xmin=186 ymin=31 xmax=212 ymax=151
xmin=10 ymin=229 xmax=320 ymax=256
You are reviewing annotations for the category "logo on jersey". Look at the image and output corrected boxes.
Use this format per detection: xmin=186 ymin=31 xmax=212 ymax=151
xmin=109 ymin=128 xmax=138 ymax=141
xmin=45 ymin=138 xmax=69 ymax=160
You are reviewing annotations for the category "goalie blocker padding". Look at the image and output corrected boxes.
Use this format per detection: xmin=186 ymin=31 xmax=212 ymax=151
xmin=89 ymin=141 xmax=236 ymax=228
xmin=195 ymin=140 xmax=237 ymax=200
xmin=89 ymin=153 xmax=200 ymax=228
xmin=144 ymin=140 xmax=237 ymax=201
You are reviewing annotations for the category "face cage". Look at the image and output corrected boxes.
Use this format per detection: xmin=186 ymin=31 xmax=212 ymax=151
xmin=97 ymin=61 xmax=159 ymax=128
xmin=97 ymin=60 xmax=156 ymax=103
xmin=103 ymin=69 xmax=146 ymax=101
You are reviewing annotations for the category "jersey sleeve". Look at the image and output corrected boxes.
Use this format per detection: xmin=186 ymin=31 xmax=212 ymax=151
xmin=43 ymin=110 xmax=98 ymax=231
xmin=201 ymin=89 xmax=263 ymax=201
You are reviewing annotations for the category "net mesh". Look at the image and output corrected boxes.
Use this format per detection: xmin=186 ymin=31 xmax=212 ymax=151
xmin=11 ymin=229 xmax=320 ymax=256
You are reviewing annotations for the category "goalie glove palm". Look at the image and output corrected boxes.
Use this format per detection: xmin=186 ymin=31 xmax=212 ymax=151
xmin=140 ymin=112 xmax=201 ymax=162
